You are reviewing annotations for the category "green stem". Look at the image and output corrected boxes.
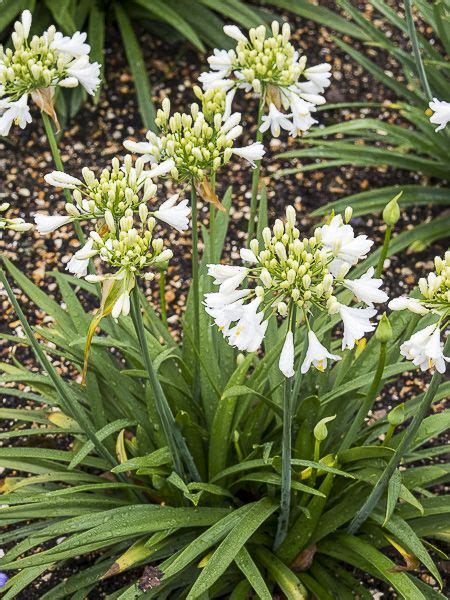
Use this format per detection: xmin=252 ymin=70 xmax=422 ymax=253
xmin=274 ymin=307 xmax=296 ymax=549
xmin=339 ymin=342 xmax=387 ymax=452
xmin=209 ymin=173 xmax=216 ymax=263
xmin=190 ymin=181 xmax=201 ymax=404
xmin=130 ymin=285 xmax=200 ymax=482
xmin=347 ymin=337 xmax=450 ymax=534
xmin=247 ymin=94 xmax=265 ymax=244
xmin=0 ymin=264 xmax=117 ymax=470
xmin=375 ymin=225 xmax=392 ymax=278
xmin=41 ymin=112 xmax=85 ymax=246
xmin=158 ymin=270 xmax=167 ymax=325
xmin=405 ymin=0 xmax=433 ymax=100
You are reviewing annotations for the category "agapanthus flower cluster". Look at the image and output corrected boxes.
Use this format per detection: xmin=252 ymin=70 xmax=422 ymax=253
xmin=428 ymin=98 xmax=450 ymax=132
xmin=205 ymin=206 xmax=388 ymax=377
xmin=0 ymin=10 xmax=100 ymax=136
xmin=34 ymin=156 xmax=189 ymax=315
xmin=84 ymin=209 xmax=173 ymax=318
xmin=0 ymin=202 xmax=32 ymax=232
xmin=199 ymin=21 xmax=332 ymax=137
xmin=124 ymin=97 xmax=264 ymax=184
xmin=389 ymin=252 xmax=450 ymax=373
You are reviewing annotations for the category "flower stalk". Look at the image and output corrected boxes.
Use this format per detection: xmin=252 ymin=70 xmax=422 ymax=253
xmin=190 ymin=181 xmax=201 ymax=404
xmin=274 ymin=306 xmax=296 ymax=549
xmin=375 ymin=225 xmax=392 ymax=278
xmin=247 ymin=94 xmax=265 ymax=242
xmin=41 ymin=111 xmax=86 ymax=246
xmin=130 ymin=285 xmax=200 ymax=482
xmin=159 ymin=270 xmax=167 ymax=325
xmin=347 ymin=337 xmax=450 ymax=534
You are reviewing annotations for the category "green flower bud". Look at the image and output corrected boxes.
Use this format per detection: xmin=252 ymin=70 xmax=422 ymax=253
xmin=314 ymin=415 xmax=336 ymax=442
xmin=387 ymin=403 xmax=405 ymax=426
xmin=375 ymin=312 xmax=392 ymax=343
xmin=383 ymin=192 xmax=401 ymax=227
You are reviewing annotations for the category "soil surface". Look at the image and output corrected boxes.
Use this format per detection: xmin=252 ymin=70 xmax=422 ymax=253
xmin=0 ymin=3 xmax=449 ymax=598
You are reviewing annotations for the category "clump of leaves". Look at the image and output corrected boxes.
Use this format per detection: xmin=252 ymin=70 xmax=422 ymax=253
xmin=1 ymin=198 xmax=449 ymax=598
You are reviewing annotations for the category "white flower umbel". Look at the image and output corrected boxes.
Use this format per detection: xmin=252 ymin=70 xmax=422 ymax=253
xmin=301 ymin=330 xmax=341 ymax=373
xmin=0 ymin=10 xmax=100 ymax=135
xmin=124 ymin=97 xmax=265 ymax=184
xmin=0 ymin=202 xmax=33 ymax=232
xmin=85 ymin=210 xmax=174 ymax=318
xmin=206 ymin=205 xmax=385 ymax=375
xmin=428 ymin=98 xmax=450 ymax=132
xmin=41 ymin=155 xmax=188 ymax=232
xmin=390 ymin=251 xmax=450 ymax=372
xmin=38 ymin=155 xmax=188 ymax=276
xmin=199 ymin=21 xmax=332 ymax=137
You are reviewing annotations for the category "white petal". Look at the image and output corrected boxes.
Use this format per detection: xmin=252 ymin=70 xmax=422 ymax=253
xmin=279 ymin=331 xmax=295 ymax=378
xmin=240 ymin=248 xmax=257 ymax=263
xmin=223 ymin=25 xmax=247 ymax=43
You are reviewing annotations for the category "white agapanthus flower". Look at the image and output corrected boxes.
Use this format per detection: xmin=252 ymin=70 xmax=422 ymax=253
xmin=344 ymin=267 xmax=388 ymax=307
xmin=301 ymin=330 xmax=341 ymax=374
xmin=400 ymin=324 xmax=448 ymax=374
xmin=206 ymin=205 xmax=385 ymax=376
xmin=124 ymin=97 xmax=265 ymax=187
xmin=0 ymin=202 xmax=33 ymax=232
xmin=0 ymin=10 xmax=100 ymax=135
xmin=428 ymin=98 xmax=450 ymax=132
xmin=199 ymin=21 xmax=332 ymax=137
xmin=389 ymin=251 xmax=450 ymax=373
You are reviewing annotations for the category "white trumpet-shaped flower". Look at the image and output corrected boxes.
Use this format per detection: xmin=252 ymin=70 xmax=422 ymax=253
xmin=400 ymin=324 xmax=449 ymax=373
xmin=344 ymin=267 xmax=388 ymax=307
xmin=260 ymin=103 xmax=293 ymax=138
xmin=226 ymin=298 xmax=268 ymax=352
xmin=44 ymin=171 xmax=83 ymax=189
xmin=154 ymin=194 xmax=189 ymax=233
xmin=339 ymin=305 xmax=376 ymax=350
xmin=0 ymin=95 xmax=32 ymax=136
xmin=0 ymin=10 xmax=101 ymax=135
xmin=389 ymin=296 xmax=429 ymax=315
xmin=321 ymin=215 xmax=373 ymax=276
xmin=0 ymin=202 xmax=33 ymax=232
xmin=207 ymin=264 xmax=248 ymax=294
xmin=66 ymin=238 xmax=96 ymax=277
xmin=34 ymin=213 xmax=73 ymax=234
xmin=428 ymin=98 xmax=450 ymax=132
xmin=279 ymin=331 xmax=295 ymax=378
xmin=231 ymin=143 xmax=265 ymax=167
xmin=301 ymin=330 xmax=341 ymax=374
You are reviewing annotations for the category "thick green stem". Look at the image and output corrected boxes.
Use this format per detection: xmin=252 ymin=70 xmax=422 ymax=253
xmin=0 ymin=265 xmax=117 ymax=470
xmin=405 ymin=0 xmax=432 ymax=99
xmin=339 ymin=341 xmax=387 ymax=452
xmin=158 ymin=270 xmax=167 ymax=325
xmin=41 ymin=112 xmax=85 ymax=246
xmin=375 ymin=225 xmax=392 ymax=278
xmin=130 ymin=285 xmax=200 ymax=482
xmin=347 ymin=337 xmax=450 ymax=534
xmin=190 ymin=182 xmax=201 ymax=404
xmin=274 ymin=308 xmax=296 ymax=549
xmin=247 ymin=95 xmax=265 ymax=243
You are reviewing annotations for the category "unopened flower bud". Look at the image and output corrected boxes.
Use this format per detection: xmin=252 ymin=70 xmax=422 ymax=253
xmin=383 ymin=192 xmax=401 ymax=227
xmin=344 ymin=206 xmax=353 ymax=223
xmin=375 ymin=313 xmax=392 ymax=343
